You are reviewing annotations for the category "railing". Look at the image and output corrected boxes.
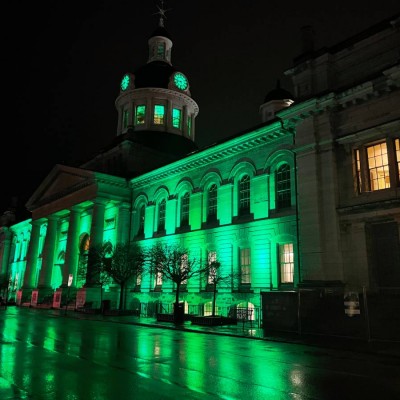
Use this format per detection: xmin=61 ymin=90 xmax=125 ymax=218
xmin=136 ymin=301 xmax=260 ymax=327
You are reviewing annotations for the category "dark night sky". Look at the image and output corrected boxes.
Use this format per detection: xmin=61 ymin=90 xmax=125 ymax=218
xmin=2 ymin=0 xmax=399 ymax=219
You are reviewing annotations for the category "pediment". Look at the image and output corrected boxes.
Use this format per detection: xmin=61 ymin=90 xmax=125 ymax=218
xmin=26 ymin=164 xmax=95 ymax=211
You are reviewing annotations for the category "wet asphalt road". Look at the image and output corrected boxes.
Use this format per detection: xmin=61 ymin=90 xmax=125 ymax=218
xmin=1 ymin=307 xmax=399 ymax=400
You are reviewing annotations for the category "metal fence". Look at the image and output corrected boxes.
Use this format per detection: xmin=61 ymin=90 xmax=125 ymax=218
xmin=137 ymin=301 xmax=261 ymax=327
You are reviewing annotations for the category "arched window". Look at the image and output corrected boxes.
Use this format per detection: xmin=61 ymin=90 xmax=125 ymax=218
xmin=158 ymin=199 xmax=166 ymax=232
xmin=207 ymin=184 xmax=217 ymax=221
xmin=239 ymin=175 xmax=250 ymax=215
xmin=138 ymin=205 xmax=145 ymax=235
xmin=276 ymin=164 xmax=291 ymax=209
xmin=180 ymin=193 xmax=190 ymax=226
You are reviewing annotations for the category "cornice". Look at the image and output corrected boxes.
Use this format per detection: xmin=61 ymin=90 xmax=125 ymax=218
xmin=130 ymin=122 xmax=291 ymax=189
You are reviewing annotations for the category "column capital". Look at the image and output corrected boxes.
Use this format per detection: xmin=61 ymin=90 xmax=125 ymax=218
xmin=70 ymin=204 xmax=83 ymax=213
xmin=119 ymin=202 xmax=131 ymax=211
xmin=31 ymin=218 xmax=46 ymax=227
xmin=92 ymin=198 xmax=108 ymax=207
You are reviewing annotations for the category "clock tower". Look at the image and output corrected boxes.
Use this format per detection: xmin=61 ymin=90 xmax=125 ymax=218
xmin=81 ymin=4 xmax=199 ymax=178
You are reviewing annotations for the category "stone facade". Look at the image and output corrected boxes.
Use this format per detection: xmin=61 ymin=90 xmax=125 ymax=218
xmin=0 ymin=14 xmax=399 ymax=325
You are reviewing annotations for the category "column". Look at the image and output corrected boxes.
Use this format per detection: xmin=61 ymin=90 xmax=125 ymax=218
xmin=38 ymin=215 xmax=59 ymax=288
xmin=0 ymin=228 xmax=13 ymax=276
xmin=23 ymin=220 xmax=42 ymax=289
xmin=117 ymin=202 xmax=131 ymax=244
xmin=86 ymin=199 xmax=106 ymax=285
xmin=63 ymin=206 xmax=82 ymax=287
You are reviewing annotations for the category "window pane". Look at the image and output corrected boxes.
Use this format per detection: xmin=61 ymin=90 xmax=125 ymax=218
xmin=181 ymin=254 xmax=188 ymax=284
xmin=355 ymin=149 xmax=362 ymax=193
xmin=138 ymin=205 xmax=145 ymax=234
xmin=172 ymin=108 xmax=182 ymax=129
xmin=208 ymin=251 xmax=217 ymax=284
xmin=181 ymin=193 xmax=190 ymax=225
xmin=158 ymin=199 xmax=166 ymax=231
xmin=123 ymin=109 xmax=129 ymax=129
xmin=279 ymin=243 xmax=294 ymax=284
xmin=187 ymin=116 xmax=192 ymax=136
xmin=154 ymin=105 xmax=165 ymax=125
xmin=157 ymin=42 xmax=165 ymax=57
xmin=396 ymin=139 xmax=400 ymax=183
xmin=239 ymin=175 xmax=250 ymax=214
xmin=207 ymin=184 xmax=217 ymax=220
xmin=240 ymin=248 xmax=251 ymax=284
xmin=367 ymin=142 xmax=390 ymax=191
xmin=276 ymin=164 xmax=291 ymax=208
xmin=135 ymin=105 xmax=146 ymax=125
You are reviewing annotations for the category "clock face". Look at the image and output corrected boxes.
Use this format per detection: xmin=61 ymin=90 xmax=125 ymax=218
xmin=174 ymin=72 xmax=188 ymax=90
xmin=120 ymin=74 xmax=130 ymax=91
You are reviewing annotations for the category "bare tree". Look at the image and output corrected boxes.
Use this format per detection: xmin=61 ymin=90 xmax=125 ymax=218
xmin=206 ymin=260 xmax=238 ymax=317
xmin=148 ymin=242 xmax=207 ymax=322
xmin=102 ymin=241 xmax=146 ymax=310
xmin=77 ymin=244 xmax=112 ymax=311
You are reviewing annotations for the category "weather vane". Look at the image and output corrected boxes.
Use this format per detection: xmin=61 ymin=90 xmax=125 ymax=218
xmin=153 ymin=1 xmax=172 ymax=27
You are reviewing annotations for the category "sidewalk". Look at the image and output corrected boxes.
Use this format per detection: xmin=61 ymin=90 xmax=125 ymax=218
xmin=42 ymin=308 xmax=400 ymax=359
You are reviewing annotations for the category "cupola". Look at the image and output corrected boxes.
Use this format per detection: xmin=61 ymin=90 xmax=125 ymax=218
xmin=259 ymin=80 xmax=294 ymax=123
xmin=114 ymin=4 xmax=199 ymax=158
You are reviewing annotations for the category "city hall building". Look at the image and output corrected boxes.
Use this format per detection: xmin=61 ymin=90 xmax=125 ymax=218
xmin=1 ymin=12 xmax=399 ymax=329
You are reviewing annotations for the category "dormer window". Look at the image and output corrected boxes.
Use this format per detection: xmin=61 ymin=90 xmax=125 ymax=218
xmin=154 ymin=105 xmax=165 ymax=125
xmin=135 ymin=105 xmax=146 ymax=125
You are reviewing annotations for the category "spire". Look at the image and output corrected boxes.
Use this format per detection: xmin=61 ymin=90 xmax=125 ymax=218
xmin=153 ymin=1 xmax=172 ymax=28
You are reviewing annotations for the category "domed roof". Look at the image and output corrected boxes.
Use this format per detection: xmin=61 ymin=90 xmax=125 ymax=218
xmin=134 ymin=61 xmax=176 ymax=89
xmin=150 ymin=25 xmax=172 ymax=40
xmin=264 ymin=80 xmax=294 ymax=103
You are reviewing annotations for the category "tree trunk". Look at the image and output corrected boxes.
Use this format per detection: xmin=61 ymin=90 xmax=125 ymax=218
xmin=173 ymin=283 xmax=183 ymax=324
xmin=119 ymin=282 xmax=124 ymax=310
xmin=212 ymin=285 xmax=217 ymax=316
xmin=100 ymin=285 xmax=103 ymax=314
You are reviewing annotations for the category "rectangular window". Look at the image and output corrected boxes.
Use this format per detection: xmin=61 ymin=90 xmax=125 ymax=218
xmin=181 ymin=254 xmax=188 ymax=285
xmin=355 ymin=149 xmax=362 ymax=193
xmin=136 ymin=274 xmax=142 ymax=286
xmin=239 ymin=175 xmax=250 ymax=214
xmin=279 ymin=243 xmax=294 ymax=284
xmin=172 ymin=108 xmax=182 ymax=129
xmin=158 ymin=200 xmax=166 ymax=232
xmin=156 ymin=272 xmax=162 ymax=286
xmin=367 ymin=142 xmax=390 ymax=191
xmin=240 ymin=248 xmax=251 ymax=284
xmin=353 ymin=137 xmax=399 ymax=193
xmin=207 ymin=251 xmax=217 ymax=284
xmin=396 ymin=138 xmax=400 ymax=183
xmin=123 ymin=109 xmax=129 ymax=129
xmin=157 ymin=42 xmax=165 ymax=57
xmin=154 ymin=104 xmax=165 ymax=125
xmin=135 ymin=105 xmax=146 ymax=125
xmin=181 ymin=193 xmax=190 ymax=226
xmin=187 ymin=115 xmax=192 ymax=136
